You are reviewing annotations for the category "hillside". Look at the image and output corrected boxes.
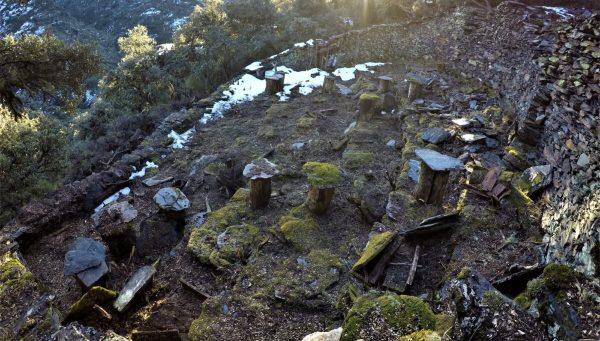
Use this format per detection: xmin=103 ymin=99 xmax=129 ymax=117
xmin=2 ymin=1 xmax=600 ymax=341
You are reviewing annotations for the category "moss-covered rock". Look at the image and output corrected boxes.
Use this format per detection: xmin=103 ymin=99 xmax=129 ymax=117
xmin=351 ymin=76 xmax=376 ymax=93
xmin=297 ymin=114 xmax=316 ymax=129
xmin=352 ymin=231 xmax=396 ymax=272
xmin=341 ymin=293 xmax=436 ymax=341
xmin=64 ymin=286 xmax=117 ymax=322
xmin=542 ymin=263 xmax=575 ymax=291
xmin=265 ymin=103 xmax=291 ymax=122
xmin=396 ymin=330 xmax=442 ymax=341
xmin=257 ymin=125 xmax=278 ymax=138
xmin=343 ymin=151 xmax=374 ymax=169
xmin=302 ymin=162 xmax=341 ymax=189
xmin=279 ymin=205 xmax=322 ymax=251
xmin=188 ymin=189 xmax=259 ymax=269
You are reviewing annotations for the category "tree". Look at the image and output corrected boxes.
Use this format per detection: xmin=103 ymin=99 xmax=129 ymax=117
xmin=0 ymin=34 xmax=101 ymax=119
xmin=174 ymin=1 xmax=227 ymax=46
xmin=117 ymin=25 xmax=157 ymax=60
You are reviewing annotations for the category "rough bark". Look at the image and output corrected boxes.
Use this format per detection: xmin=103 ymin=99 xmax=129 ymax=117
xmin=248 ymin=178 xmax=272 ymax=209
xmin=307 ymin=186 xmax=335 ymax=213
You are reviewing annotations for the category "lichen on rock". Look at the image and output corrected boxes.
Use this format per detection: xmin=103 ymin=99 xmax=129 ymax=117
xmin=279 ymin=205 xmax=323 ymax=251
xmin=302 ymin=162 xmax=342 ymax=189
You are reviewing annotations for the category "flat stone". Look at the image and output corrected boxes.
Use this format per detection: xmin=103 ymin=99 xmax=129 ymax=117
xmin=64 ymin=238 xmax=106 ymax=276
xmin=131 ymin=330 xmax=182 ymax=341
xmin=415 ymin=148 xmax=463 ymax=172
xmin=485 ymin=138 xmax=499 ymax=148
xmin=143 ymin=176 xmax=174 ymax=187
xmin=521 ymin=165 xmax=553 ymax=195
xmin=460 ymin=133 xmax=487 ymax=143
xmin=292 ymin=142 xmax=306 ymax=150
xmin=408 ymin=160 xmax=420 ymax=182
xmin=77 ymin=261 xmax=109 ymax=288
xmin=302 ymin=327 xmax=342 ymax=341
xmin=452 ymin=118 xmax=472 ymax=128
xmin=243 ymin=158 xmax=279 ymax=180
xmin=100 ymin=201 xmax=138 ymax=226
xmin=153 ymin=187 xmax=190 ymax=212
xmin=422 ymin=128 xmax=450 ymax=145
xmin=336 ymin=84 xmax=352 ymax=96
xmin=114 ymin=265 xmax=156 ymax=313
xmin=577 ymin=153 xmax=590 ymax=167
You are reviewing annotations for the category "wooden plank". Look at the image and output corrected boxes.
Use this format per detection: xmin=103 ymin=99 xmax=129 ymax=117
xmin=481 ymin=167 xmax=501 ymax=192
xmin=366 ymin=236 xmax=403 ymax=285
xmin=406 ymin=245 xmax=422 ymax=286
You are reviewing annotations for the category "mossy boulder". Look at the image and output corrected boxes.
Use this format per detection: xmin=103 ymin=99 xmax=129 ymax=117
xmin=265 ymin=103 xmax=291 ymax=122
xmin=302 ymin=162 xmax=341 ymax=189
xmin=297 ymin=114 xmax=316 ymax=129
xmin=279 ymin=205 xmax=323 ymax=251
xmin=351 ymin=76 xmax=376 ymax=93
xmin=343 ymin=151 xmax=374 ymax=169
xmin=0 ymin=252 xmax=40 ymax=297
xmin=341 ymin=293 xmax=436 ymax=341
xmin=542 ymin=263 xmax=575 ymax=292
xmin=64 ymin=286 xmax=117 ymax=322
xmin=352 ymin=231 xmax=396 ymax=272
xmin=396 ymin=330 xmax=442 ymax=341
xmin=188 ymin=189 xmax=259 ymax=269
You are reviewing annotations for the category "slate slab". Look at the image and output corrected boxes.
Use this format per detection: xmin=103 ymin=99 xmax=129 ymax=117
xmin=114 ymin=265 xmax=157 ymax=313
xmin=422 ymin=128 xmax=450 ymax=145
xmin=153 ymin=187 xmax=190 ymax=212
xmin=415 ymin=149 xmax=463 ymax=172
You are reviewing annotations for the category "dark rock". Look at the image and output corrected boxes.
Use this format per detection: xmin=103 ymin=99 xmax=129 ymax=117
xmin=153 ymin=187 xmax=190 ymax=212
xmin=360 ymin=187 xmax=387 ymax=223
xmin=408 ymin=160 xmax=420 ymax=182
xmin=477 ymin=152 xmax=505 ymax=169
xmin=136 ymin=216 xmax=180 ymax=259
xmin=520 ymin=165 xmax=553 ymax=195
xmin=485 ymin=138 xmax=499 ymax=148
xmin=143 ymin=176 xmax=174 ymax=187
xmin=64 ymin=238 xmax=108 ymax=287
xmin=114 ymin=265 xmax=156 ymax=313
xmin=96 ymin=201 xmax=138 ymax=227
xmin=131 ymin=330 xmax=182 ymax=341
xmin=421 ymin=128 xmax=450 ymax=145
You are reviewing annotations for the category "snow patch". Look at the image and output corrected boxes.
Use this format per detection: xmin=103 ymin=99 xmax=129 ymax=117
xmin=141 ymin=8 xmax=161 ymax=16
xmin=169 ymin=128 xmax=196 ymax=149
xmin=129 ymin=161 xmax=159 ymax=180
xmin=93 ymin=187 xmax=131 ymax=214
xmin=201 ymin=74 xmax=266 ymax=123
xmin=542 ymin=6 xmax=574 ymax=18
xmin=245 ymin=61 xmax=263 ymax=71
xmin=276 ymin=67 xmax=329 ymax=100
xmin=333 ymin=62 xmax=386 ymax=81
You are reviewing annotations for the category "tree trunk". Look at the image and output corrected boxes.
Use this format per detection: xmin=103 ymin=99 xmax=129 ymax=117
xmin=307 ymin=186 xmax=335 ymax=213
xmin=414 ymin=163 xmax=449 ymax=205
xmin=265 ymin=74 xmax=285 ymax=95
xmin=248 ymin=178 xmax=272 ymax=209
xmin=323 ymin=76 xmax=335 ymax=94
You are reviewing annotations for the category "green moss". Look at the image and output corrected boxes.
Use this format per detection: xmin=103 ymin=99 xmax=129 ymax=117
xmin=456 ymin=267 xmax=471 ymax=280
xmin=280 ymin=218 xmax=321 ymax=251
xmin=352 ymin=231 xmax=396 ymax=272
xmin=297 ymin=115 xmax=316 ymax=129
xmin=359 ymin=93 xmax=380 ymax=102
xmin=498 ymin=171 xmax=515 ymax=183
xmin=341 ymin=293 xmax=436 ymax=341
xmin=336 ymin=283 xmax=359 ymax=314
xmin=543 ymin=263 xmax=575 ymax=291
xmin=526 ymin=278 xmax=546 ymax=297
xmin=188 ymin=311 xmax=218 ymax=341
xmin=302 ymin=162 xmax=341 ymax=188
xmin=351 ymin=76 xmax=375 ymax=93
xmin=0 ymin=253 xmax=40 ymax=295
xmin=231 ymin=188 xmax=250 ymax=202
xmin=65 ymin=286 xmax=117 ymax=321
xmin=343 ymin=151 xmax=374 ymax=169
xmin=396 ymin=330 xmax=442 ymax=341
xmin=434 ymin=313 xmax=454 ymax=336
xmin=514 ymin=293 xmax=531 ymax=309
xmin=204 ymin=162 xmax=226 ymax=176
xmin=482 ymin=291 xmax=505 ymax=310
xmin=257 ymin=125 xmax=278 ymax=138
xmin=265 ymin=103 xmax=291 ymax=123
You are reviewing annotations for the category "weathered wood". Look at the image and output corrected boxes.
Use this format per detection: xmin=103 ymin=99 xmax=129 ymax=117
xmin=249 ymin=178 xmax=272 ymax=209
xmin=265 ymin=74 xmax=285 ymax=95
xmin=407 ymin=81 xmax=422 ymax=102
xmin=406 ymin=245 xmax=421 ymax=286
xmin=358 ymin=94 xmax=380 ymax=122
xmin=366 ymin=236 xmax=403 ymax=285
xmin=414 ymin=163 xmax=450 ymax=205
xmin=402 ymin=212 xmax=460 ymax=237
xmin=333 ymin=136 xmax=350 ymax=151
xmin=481 ymin=167 xmax=501 ymax=192
xmin=179 ymin=277 xmax=211 ymax=299
xmin=323 ymin=76 xmax=335 ymax=94
xmin=378 ymin=76 xmax=392 ymax=93
xmin=307 ymin=186 xmax=335 ymax=213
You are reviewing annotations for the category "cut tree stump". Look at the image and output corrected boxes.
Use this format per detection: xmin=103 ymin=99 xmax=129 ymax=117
xmin=378 ymin=76 xmax=392 ymax=93
xmin=265 ymin=74 xmax=285 ymax=95
xmin=323 ymin=76 xmax=335 ymax=94
xmin=414 ymin=149 xmax=463 ymax=205
xmin=358 ymin=93 xmax=380 ymax=122
xmin=407 ymin=80 xmax=422 ymax=102
xmin=249 ymin=178 xmax=272 ymax=209
xmin=307 ymin=186 xmax=335 ymax=214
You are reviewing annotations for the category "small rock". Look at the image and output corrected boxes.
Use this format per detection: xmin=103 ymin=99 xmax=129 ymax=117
xmin=142 ymin=176 xmax=174 ymax=187
xmin=113 ymin=265 xmax=156 ymax=313
xmin=292 ymin=142 xmax=306 ymax=150
xmin=153 ymin=188 xmax=190 ymax=212
xmin=485 ymin=138 xmax=499 ymax=149
xmin=577 ymin=153 xmax=590 ymax=167
xmin=302 ymin=327 xmax=342 ymax=341
xmin=452 ymin=118 xmax=472 ymax=128
xmin=415 ymin=149 xmax=463 ymax=172
xmin=386 ymin=139 xmax=397 ymax=148
xmin=521 ymin=165 xmax=553 ymax=195
xmin=460 ymin=133 xmax=487 ymax=144
xmin=408 ymin=160 xmax=420 ymax=182
xmin=422 ymin=128 xmax=450 ymax=145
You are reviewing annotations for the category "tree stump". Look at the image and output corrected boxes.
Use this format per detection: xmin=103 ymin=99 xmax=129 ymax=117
xmin=407 ymin=80 xmax=422 ymax=102
xmin=358 ymin=93 xmax=380 ymax=122
xmin=307 ymin=186 xmax=335 ymax=214
xmin=378 ymin=76 xmax=392 ymax=93
xmin=248 ymin=178 xmax=272 ymax=209
xmin=323 ymin=76 xmax=335 ymax=94
xmin=265 ymin=74 xmax=285 ymax=95
xmin=414 ymin=149 xmax=463 ymax=205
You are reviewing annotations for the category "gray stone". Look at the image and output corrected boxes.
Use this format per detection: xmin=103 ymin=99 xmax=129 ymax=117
xmin=415 ymin=149 xmax=463 ymax=171
xmin=64 ymin=238 xmax=106 ymax=276
xmin=485 ymin=138 xmax=499 ymax=149
xmin=477 ymin=152 xmax=505 ymax=169
xmin=113 ymin=265 xmax=156 ymax=313
xmin=243 ymin=158 xmax=279 ymax=180
xmin=77 ymin=261 xmax=109 ymax=288
xmin=452 ymin=118 xmax=472 ymax=128
xmin=153 ymin=187 xmax=190 ymax=212
xmin=408 ymin=160 xmax=420 ymax=182
xmin=521 ymin=165 xmax=553 ymax=195
xmin=102 ymin=201 xmax=138 ymax=226
xmin=142 ymin=176 xmax=174 ymax=187
xmin=577 ymin=153 xmax=590 ymax=167
xmin=336 ymin=83 xmax=352 ymax=96
xmin=460 ymin=133 xmax=487 ymax=143
xmin=292 ymin=142 xmax=305 ymax=150
xmin=421 ymin=128 xmax=450 ymax=145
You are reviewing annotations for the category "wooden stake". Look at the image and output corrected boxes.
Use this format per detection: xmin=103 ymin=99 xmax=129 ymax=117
xmin=358 ymin=94 xmax=380 ymax=122
xmin=307 ymin=186 xmax=335 ymax=213
xmin=265 ymin=74 xmax=285 ymax=95
xmin=248 ymin=178 xmax=272 ymax=209
xmin=378 ymin=76 xmax=392 ymax=93
xmin=408 ymin=81 xmax=422 ymax=102
xmin=323 ymin=76 xmax=335 ymax=94
xmin=414 ymin=163 xmax=450 ymax=205
xmin=406 ymin=245 xmax=421 ymax=286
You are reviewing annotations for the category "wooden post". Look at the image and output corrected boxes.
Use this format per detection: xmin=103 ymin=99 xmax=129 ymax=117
xmin=248 ymin=178 xmax=271 ymax=209
xmin=323 ymin=76 xmax=335 ymax=94
xmin=266 ymin=74 xmax=285 ymax=95
xmin=358 ymin=93 xmax=380 ymax=122
xmin=414 ymin=163 xmax=450 ymax=205
xmin=307 ymin=186 xmax=335 ymax=214
xmin=407 ymin=81 xmax=422 ymax=102
xmin=378 ymin=76 xmax=392 ymax=93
